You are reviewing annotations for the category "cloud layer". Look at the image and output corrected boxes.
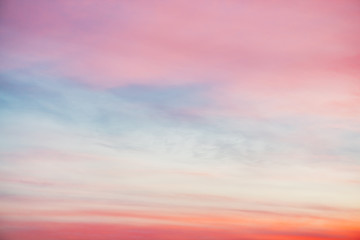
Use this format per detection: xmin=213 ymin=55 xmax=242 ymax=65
xmin=0 ymin=0 xmax=359 ymax=239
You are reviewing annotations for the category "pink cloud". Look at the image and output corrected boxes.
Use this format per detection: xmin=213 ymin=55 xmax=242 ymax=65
xmin=1 ymin=1 xmax=359 ymax=120
xmin=2 ymin=0 xmax=359 ymax=121
xmin=1 ymin=0 xmax=359 ymax=84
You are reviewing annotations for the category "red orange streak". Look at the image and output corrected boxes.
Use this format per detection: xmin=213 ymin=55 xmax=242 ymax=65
xmin=1 ymin=221 xmax=359 ymax=240
xmin=2 ymin=208 xmax=360 ymax=233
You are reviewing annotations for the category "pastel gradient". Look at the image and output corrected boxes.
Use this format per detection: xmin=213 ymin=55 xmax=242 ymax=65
xmin=0 ymin=1 xmax=360 ymax=240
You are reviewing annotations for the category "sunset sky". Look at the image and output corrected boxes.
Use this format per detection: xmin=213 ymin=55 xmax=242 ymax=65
xmin=0 ymin=0 xmax=360 ymax=239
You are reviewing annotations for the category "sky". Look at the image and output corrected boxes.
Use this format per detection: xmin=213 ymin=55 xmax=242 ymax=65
xmin=0 ymin=0 xmax=360 ymax=239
